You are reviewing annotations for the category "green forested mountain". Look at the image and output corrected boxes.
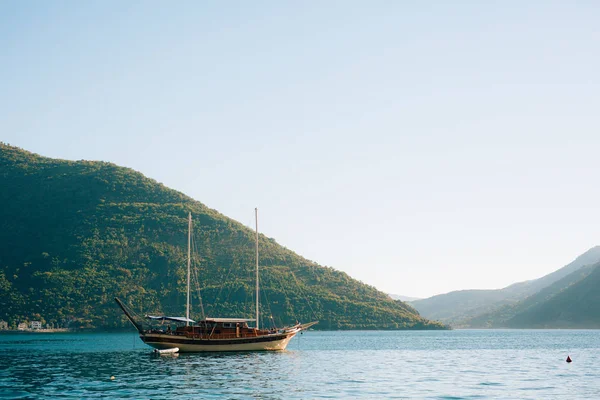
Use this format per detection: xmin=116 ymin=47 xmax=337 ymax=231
xmin=0 ymin=143 xmax=445 ymax=330
xmin=409 ymin=289 xmax=515 ymax=325
xmin=504 ymin=263 xmax=600 ymax=328
xmin=467 ymin=261 xmax=600 ymax=328
xmin=411 ymin=246 xmax=600 ymax=326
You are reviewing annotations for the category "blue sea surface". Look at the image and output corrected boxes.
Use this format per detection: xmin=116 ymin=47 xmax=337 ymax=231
xmin=1 ymin=330 xmax=599 ymax=399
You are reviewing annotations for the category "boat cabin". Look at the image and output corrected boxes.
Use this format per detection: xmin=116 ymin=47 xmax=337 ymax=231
xmin=145 ymin=316 xmax=277 ymax=339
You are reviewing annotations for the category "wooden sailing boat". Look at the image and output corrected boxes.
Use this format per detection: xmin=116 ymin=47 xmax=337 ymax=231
xmin=116 ymin=208 xmax=317 ymax=352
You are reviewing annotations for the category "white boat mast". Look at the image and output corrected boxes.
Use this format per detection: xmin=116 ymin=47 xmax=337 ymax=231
xmin=187 ymin=212 xmax=191 ymax=326
xmin=255 ymin=207 xmax=259 ymax=330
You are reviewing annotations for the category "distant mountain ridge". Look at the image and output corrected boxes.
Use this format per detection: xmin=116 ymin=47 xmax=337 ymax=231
xmin=0 ymin=143 xmax=445 ymax=330
xmin=467 ymin=261 xmax=600 ymax=328
xmin=411 ymin=246 xmax=600 ymax=327
xmin=503 ymin=262 xmax=600 ymax=328
xmin=389 ymin=294 xmax=422 ymax=302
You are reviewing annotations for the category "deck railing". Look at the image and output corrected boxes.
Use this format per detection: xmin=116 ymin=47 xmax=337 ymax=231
xmin=147 ymin=329 xmax=276 ymax=339
xmin=184 ymin=332 xmax=265 ymax=339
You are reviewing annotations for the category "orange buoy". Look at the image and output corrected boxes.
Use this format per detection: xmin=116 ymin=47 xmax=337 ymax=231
xmin=566 ymin=355 xmax=572 ymax=363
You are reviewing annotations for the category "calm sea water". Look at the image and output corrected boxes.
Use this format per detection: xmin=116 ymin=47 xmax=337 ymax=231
xmin=1 ymin=330 xmax=599 ymax=399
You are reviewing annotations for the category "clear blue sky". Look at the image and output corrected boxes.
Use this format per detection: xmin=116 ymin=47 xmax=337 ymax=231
xmin=2 ymin=1 xmax=599 ymax=298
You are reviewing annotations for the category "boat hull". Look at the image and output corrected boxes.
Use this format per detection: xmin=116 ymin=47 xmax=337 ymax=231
xmin=141 ymin=331 xmax=297 ymax=352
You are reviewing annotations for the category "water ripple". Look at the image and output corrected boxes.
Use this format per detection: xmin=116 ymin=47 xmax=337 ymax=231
xmin=1 ymin=330 xmax=600 ymax=398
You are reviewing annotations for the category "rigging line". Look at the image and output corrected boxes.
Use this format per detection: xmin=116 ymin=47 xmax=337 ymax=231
xmin=220 ymin=248 xmax=245 ymax=312
xmin=262 ymin=287 xmax=276 ymax=329
xmin=261 ymin=287 xmax=272 ymax=329
xmin=220 ymin=236 xmax=245 ymax=314
xmin=210 ymin=269 xmax=230 ymax=317
xmin=276 ymin=267 xmax=297 ymax=324
xmin=209 ymin=246 xmax=236 ymax=317
xmin=260 ymin=271 xmax=276 ymax=329
xmin=243 ymin=254 xmax=254 ymax=320
xmin=191 ymin=231 xmax=205 ymax=319
xmin=289 ymin=269 xmax=319 ymax=322
xmin=191 ymin=264 xmax=205 ymax=319
xmin=221 ymin=278 xmax=236 ymax=309
xmin=122 ymin=299 xmax=148 ymax=329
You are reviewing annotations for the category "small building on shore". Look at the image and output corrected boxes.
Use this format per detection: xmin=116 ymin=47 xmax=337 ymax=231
xmin=0 ymin=320 xmax=8 ymax=330
xmin=17 ymin=322 xmax=28 ymax=330
xmin=31 ymin=321 xmax=42 ymax=330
